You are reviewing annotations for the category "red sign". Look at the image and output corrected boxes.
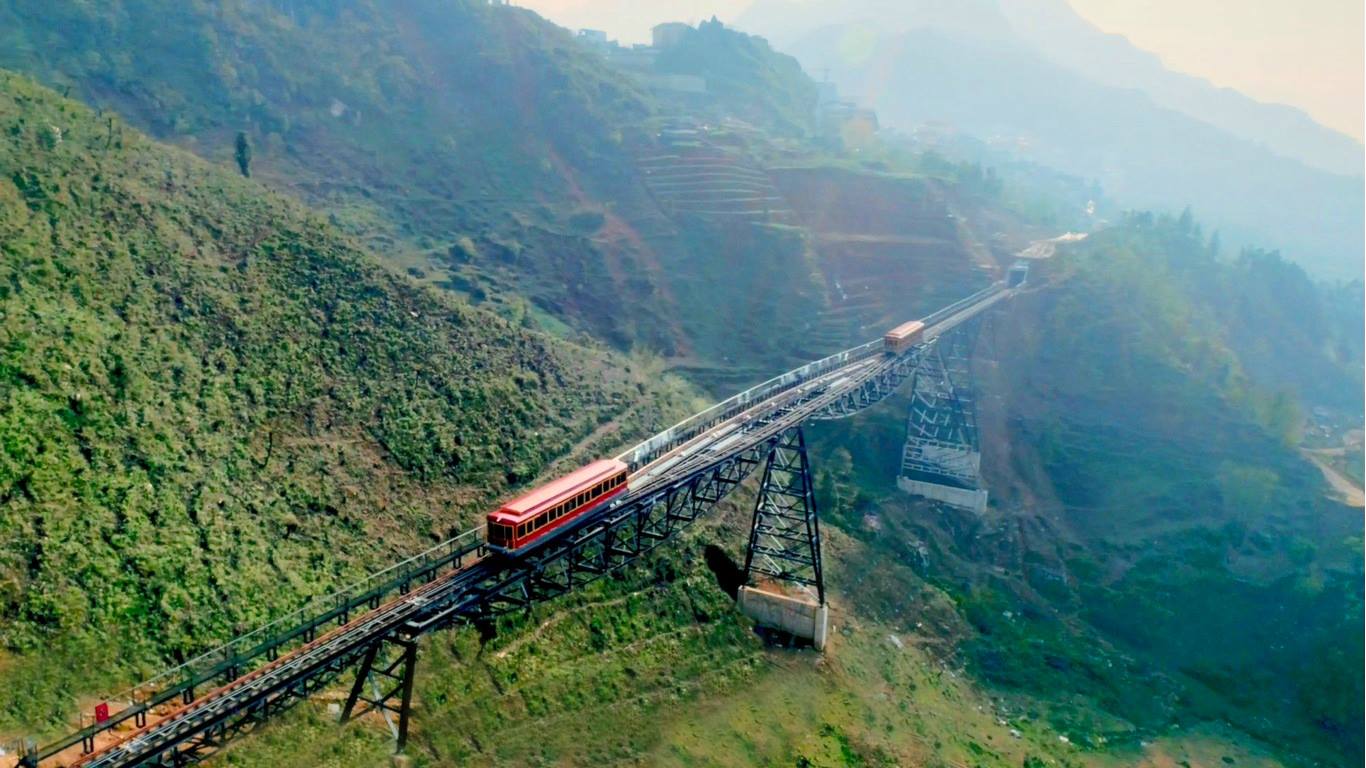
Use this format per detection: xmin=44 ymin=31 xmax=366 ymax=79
xmin=94 ymin=702 xmax=110 ymax=723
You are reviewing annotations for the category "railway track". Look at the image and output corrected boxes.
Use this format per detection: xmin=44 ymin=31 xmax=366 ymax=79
xmin=20 ymin=281 xmax=1016 ymax=768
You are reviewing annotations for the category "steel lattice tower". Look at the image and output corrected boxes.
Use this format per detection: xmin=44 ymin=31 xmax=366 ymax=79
xmin=741 ymin=428 xmax=825 ymax=604
xmin=898 ymin=322 xmax=988 ymax=511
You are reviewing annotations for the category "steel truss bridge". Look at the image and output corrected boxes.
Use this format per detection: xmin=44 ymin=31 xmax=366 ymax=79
xmin=17 ymin=282 xmax=1016 ymax=768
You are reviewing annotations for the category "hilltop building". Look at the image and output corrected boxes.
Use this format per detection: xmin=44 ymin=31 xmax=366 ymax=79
xmin=651 ymin=22 xmax=691 ymax=49
xmin=576 ymin=29 xmax=609 ymax=47
xmin=569 ymin=22 xmax=708 ymax=98
xmin=813 ymin=80 xmax=880 ymax=144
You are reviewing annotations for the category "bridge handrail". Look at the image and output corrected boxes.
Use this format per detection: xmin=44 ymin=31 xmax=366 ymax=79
xmin=133 ymin=525 xmax=483 ymax=692
xmin=618 ymin=281 xmax=1007 ymax=471
xmin=921 ymin=282 xmax=1003 ymax=329
xmin=32 ymin=281 xmax=1016 ymax=765
xmin=618 ymin=338 xmax=884 ymax=469
xmin=36 ymin=526 xmax=484 ymax=763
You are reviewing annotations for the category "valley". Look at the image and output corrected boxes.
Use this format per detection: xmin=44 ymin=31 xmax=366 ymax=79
xmin=0 ymin=3 xmax=1361 ymax=768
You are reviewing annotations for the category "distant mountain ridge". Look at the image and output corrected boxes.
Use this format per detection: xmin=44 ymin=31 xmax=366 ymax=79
xmin=999 ymin=0 xmax=1364 ymax=177
xmin=735 ymin=0 xmax=1365 ymax=279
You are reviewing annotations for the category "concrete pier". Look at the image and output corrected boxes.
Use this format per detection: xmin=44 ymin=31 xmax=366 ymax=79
xmin=737 ymin=585 xmax=829 ymax=650
xmin=897 ymin=477 xmax=988 ymax=513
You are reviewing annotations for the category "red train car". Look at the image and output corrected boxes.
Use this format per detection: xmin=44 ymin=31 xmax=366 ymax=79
xmin=486 ymin=459 xmax=630 ymax=554
xmin=883 ymin=319 xmax=926 ymax=355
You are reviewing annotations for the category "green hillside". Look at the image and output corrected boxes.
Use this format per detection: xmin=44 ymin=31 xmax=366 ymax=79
xmin=0 ymin=69 xmax=693 ymax=734
xmin=0 ymin=0 xmax=682 ymax=346
xmin=0 ymin=3 xmax=1361 ymax=768
xmin=654 ymin=19 xmax=819 ymax=135
xmin=0 ymin=0 xmax=893 ymax=371
xmin=982 ymin=219 xmax=1362 ymax=765
xmin=812 ymin=214 xmax=1363 ymax=767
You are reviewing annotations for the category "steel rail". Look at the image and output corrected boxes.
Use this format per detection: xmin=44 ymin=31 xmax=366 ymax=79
xmin=25 ymin=281 xmax=1015 ymax=768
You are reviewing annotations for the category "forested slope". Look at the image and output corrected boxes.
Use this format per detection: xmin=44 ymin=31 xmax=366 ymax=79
xmin=0 ymin=70 xmax=692 ymax=734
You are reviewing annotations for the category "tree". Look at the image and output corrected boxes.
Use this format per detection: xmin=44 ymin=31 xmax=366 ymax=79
xmin=234 ymin=131 xmax=252 ymax=177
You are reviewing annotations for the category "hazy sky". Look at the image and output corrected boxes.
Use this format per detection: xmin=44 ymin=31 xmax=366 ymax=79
xmin=1072 ymin=0 xmax=1363 ymax=140
xmin=517 ymin=0 xmax=1365 ymax=141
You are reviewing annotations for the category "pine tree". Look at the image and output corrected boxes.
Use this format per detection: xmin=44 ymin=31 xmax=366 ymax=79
xmin=234 ymin=131 xmax=252 ymax=177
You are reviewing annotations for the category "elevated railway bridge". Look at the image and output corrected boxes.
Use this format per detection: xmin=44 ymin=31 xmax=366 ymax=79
xmin=14 ymin=280 xmax=1021 ymax=768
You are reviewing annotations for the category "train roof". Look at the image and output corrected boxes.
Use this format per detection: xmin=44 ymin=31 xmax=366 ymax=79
xmin=884 ymin=319 xmax=925 ymax=339
xmin=491 ymin=459 xmax=629 ymax=522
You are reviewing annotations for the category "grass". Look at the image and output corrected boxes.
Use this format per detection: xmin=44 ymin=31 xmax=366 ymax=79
xmin=0 ymin=69 xmax=697 ymax=741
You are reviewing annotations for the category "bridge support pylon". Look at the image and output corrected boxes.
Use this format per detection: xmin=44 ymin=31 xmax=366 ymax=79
xmin=738 ymin=427 xmax=829 ymax=650
xmin=340 ymin=632 xmax=419 ymax=752
xmin=898 ymin=322 xmax=988 ymax=512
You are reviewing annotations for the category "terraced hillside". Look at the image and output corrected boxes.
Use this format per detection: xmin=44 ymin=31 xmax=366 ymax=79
xmin=0 ymin=1 xmax=1007 ymax=388
xmin=637 ymin=142 xmax=796 ymax=222
xmin=773 ymin=167 xmax=998 ymax=350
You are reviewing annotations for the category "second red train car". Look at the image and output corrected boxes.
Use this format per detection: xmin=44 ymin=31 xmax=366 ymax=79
xmin=486 ymin=459 xmax=630 ymax=554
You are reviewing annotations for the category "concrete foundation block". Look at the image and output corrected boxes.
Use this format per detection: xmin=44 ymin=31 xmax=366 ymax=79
xmin=737 ymin=585 xmax=829 ymax=650
xmin=897 ymin=477 xmax=988 ymax=513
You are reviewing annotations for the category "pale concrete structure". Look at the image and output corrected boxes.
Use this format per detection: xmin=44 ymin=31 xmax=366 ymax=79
xmin=897 ymin=477 xmax=988 ymax=513
xmin=737 ymin=585 xmax=829 ymax=650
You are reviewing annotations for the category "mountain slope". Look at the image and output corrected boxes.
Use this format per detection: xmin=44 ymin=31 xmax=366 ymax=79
xmin=0 ymin=0 xmax=691 ymax=348
xmin=812 ymin=214 xmax=1363 ymax=768
xmin=807 ymin=26 xmax=1361 ymax=279
xmin=1000 ymin=0 xmax=1364 ymax=177
xmin=653 ymin=18 xmax=818 ymax=135
xmin=735 ymin=0 xmax=1365 ymax=280
xmin=0 ymin=69 xmax=692 ymax=733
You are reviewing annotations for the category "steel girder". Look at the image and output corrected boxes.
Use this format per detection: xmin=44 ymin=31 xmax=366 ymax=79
xmin=340 ymin=634 xmax=419 ymax=751
xmin=812 ymin=344 xmax=933 ymax=420
xmin=901 ymin=322 xmax=982 ymax=489
xmin=742 ymin=428 xmax=825 ymax=604
xmin=406 ymin=436 xmax=778 ymax=633
xmin=103 ymin=641 xmax=372 ymax=768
